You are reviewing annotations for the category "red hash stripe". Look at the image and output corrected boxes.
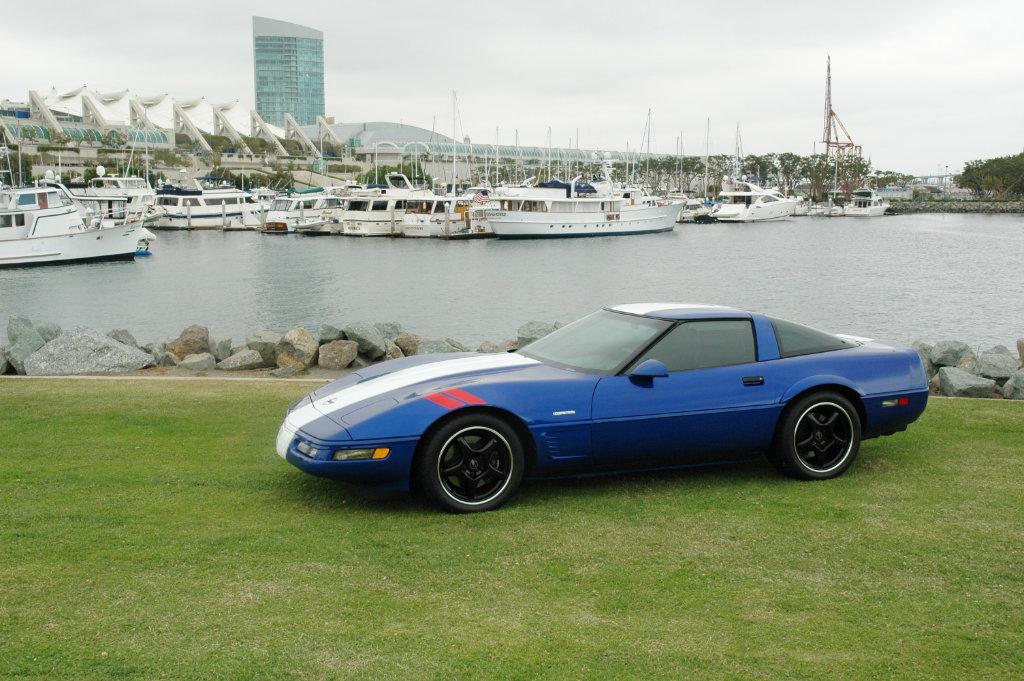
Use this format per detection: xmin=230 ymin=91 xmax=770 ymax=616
xmin=443 ymin=388 xmax=486 ymax=405
xmin=424 ymin=393 xmax=463 ymax=410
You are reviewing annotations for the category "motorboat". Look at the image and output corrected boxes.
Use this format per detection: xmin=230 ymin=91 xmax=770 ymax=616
xmin=43 ymin=172 xmax=156 ymax=255
xmin=261 ymin=188 xmax=333 ymax=234
xmin=710 ymin=176 xmax=796 ymax=222
xmin=844 ymin=188 xmax=889 ymax=217
xmin=676 ymin=198 xmax=713 ymax=223
xmin=401 ymin=195 xmax=476 ymax=238
xmin=153 ymin=176 xmax=266 ymax=230
xmin=485 ymin=157 xmax=680 ymax=239
xmin=0 ymin=185 xmax=142 ymax=268
xmin=343 ymin=174 xmax=428 ymax=237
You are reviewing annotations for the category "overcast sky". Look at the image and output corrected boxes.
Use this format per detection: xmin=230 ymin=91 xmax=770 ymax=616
xmin=3 ymin=0 xmax=1020 ymax=176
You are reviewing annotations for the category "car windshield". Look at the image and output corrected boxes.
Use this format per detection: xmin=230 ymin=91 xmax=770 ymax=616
xmin=518 ymin=309 xmax=671 ymax=375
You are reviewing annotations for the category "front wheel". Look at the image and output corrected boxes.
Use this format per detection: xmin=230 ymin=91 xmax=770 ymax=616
xmin=769 ymin=392 xmax=862 ymax=480
xmin=416 ymin=414 xmax=524 ymax=513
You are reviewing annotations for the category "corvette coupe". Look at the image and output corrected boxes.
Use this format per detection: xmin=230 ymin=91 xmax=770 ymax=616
xmin=276 ymin=304 xmax=929 ymax=512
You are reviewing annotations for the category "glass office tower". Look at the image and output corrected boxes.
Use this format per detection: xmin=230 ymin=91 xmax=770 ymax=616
xmin=252 ymin=16 xmax=324 ymax=127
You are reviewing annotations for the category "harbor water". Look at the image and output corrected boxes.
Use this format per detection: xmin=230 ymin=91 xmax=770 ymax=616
xmin=1 ymin=213 xmax=1022 ymax=351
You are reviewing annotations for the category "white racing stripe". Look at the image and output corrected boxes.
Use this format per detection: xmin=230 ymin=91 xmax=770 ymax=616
xmin=284 ymin=353 xmax=540 ymax=432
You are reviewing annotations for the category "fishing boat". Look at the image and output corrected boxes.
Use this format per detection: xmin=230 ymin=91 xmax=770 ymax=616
xmin=0 ymin=185 xmax=143 ymax=268
xmin=153 ymin=177 xmax=265 ymax=230
xmin=843 ymin=188 xmax=889 ymax=217
xmin=710 ymin=176 xmax=796 ymax=222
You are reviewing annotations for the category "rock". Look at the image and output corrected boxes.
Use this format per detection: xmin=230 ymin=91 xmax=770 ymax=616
xmin=142 ymin=341 xmax=165 ymax=357
xmin=445 ymin=338 xmax=468 ymax=352
xmin=1002 ymin=369 xmax=1024 ymax=400
xmin=209 ymin=335 xmax=233 ymax=362
xmin=956 ymin=349 xmax=980 ymax=375
xmin=166 ymin=325 xmax=210 ymax=360
xmin=8 ymin=315 xmax=61 ymax=344
xmin=416 ymin=340 xmax=455 ymax=355
xmin=216 ymin=349 xmax=264 ymax=371
xmin=928 ymin=373 xmax=941 ymax=394
xmin=276 ymin=327 xmax=319 ymax=370
xmin=158 ymin=351 xmax=180 ymax=367
xmin=229 ymin=344 xmax=246 ymax=356
xmin=912 ymin=341 xmax=936 ymax=378
xmin=938 ymin=366 xmax=996 ymax=399
xmin=395 ymin=333 xmax=428 ymax=356
xmin=517 ymin=321 xmax=558 ymax=348
xmin=1018 ymin=338 xmax=1024 ymax=364
xmin=179 ymin=352 xmax=217 ymax=371
xmin=374 ymin=322 xmax=405 ymax=341
xmin=271 ymin=365 xmax=299 ymax=378
xmin=344 ymin=322 xmax=387 ymax=360
xmin=384 ymin=338 xmax=404 ymax=361
xmin=349 ymin=355 xmax=372 ymax=370
xmin=247 ymin=331 xmax=281 ymax=367
xmin=106 ymin=328 xmax=138 ymax=347
xmin=22 ymin=327 xmax=156 ymax=375
xmin=0 ymin=346 xmax=8 ymax=374
xmin=477 ymin=339 xmax=518 ymax=353
xmin=930 ymin=340 xmax=971 ymax=368
xmin=978 ymin=346 xmax=1022 ymax=383
xmin=6 ymin=316 xmax=51 ymax=374
xmin=317 ymin=340 xmax=359 ymax=370
xmin=318 ymin=323 xmax=346 ymax=343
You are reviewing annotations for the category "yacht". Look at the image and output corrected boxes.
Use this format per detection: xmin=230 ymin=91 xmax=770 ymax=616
xmin=43 ymin=173 xmax=156 ymax=254
xmin=82 ymin=171 xmax=158 ymax=220
xmin=262 ymin=188 xmax=332 ymax=234
xmin=710 ymin=176 xmax=796 ymax=222
xmin=676 ymin=198 xmax=713 ymax=223
xmin=844 ymin=188 xmax=889 ymax=217
xmin=153 ymin=177 xmax=265 ymax=230
xmin=401 ymin=195 xmax=476 ymax=238
xmin=0 ymin=185 xmax=143 ymax=268
xmin=343 ymin=174 xmax=427 ymax=237
xmin=485 ymin=159 xmax=680 ymax=239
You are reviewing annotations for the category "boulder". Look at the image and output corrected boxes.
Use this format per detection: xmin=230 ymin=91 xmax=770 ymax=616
xmin=179 ymin=352 xmax=216 ymax=371
xmin=477 ymin=339 xmax=518 ymax=353
xmin=344 ymin=322 xmax=387 ymax=360
xmin=416 ymin=340 xmax=455 ymax=355
xmin=395 ymin=333 xmax=428 ymax=357
xmin=956 ymin=349 xmax=980 ymax=375
xmin=8 ymin=315 xmax=61 ymax=344
xmin=912 ymin=341 xmax=936 ymax=378
xmin=166 ymin=325 xmax=210 ymax=360
xmin=445 ymin=338 xmax=468 ymax=352
xmin=6 ymin=316 xmax=50 ymax=374
xmin=276 ymin=327 xmax=319 ymax=370
xmin=247 ymin=331 xmax=281 ymax=367
xmin=158 ymin=351 xmax=180 ymax=367
xmin=317 ymin=340 xmax=359 ymax=370
xmin=937 ymin=366 xmax=996 ymax=399
xmin=0 ymin=346 xmax=8 ymax=374
xmin=1018 ymin=338 xmax=1024 ymax=364
xmin=271 ymin=365 xmax=299 ymax=378
xmin=930 ymin=340 xmax=971 ymax=368
xmin=977 ymin=346 xmax=1022 ymax=383
xmin=318 ymin=323 xmax=346 ymax=344
xmin=517 ymin=321 xmax=558 ymax=348
xmin=1002 ymin=369 xmax=1024 ymax=400
xmin=384 ymin=338 xmax=404 ymax=361
xmin=22 ymin=327 xmax=156 ymax=375
xmin=209 ymin=335 xmax=233 ymax=362
xmin=374 ymin=322 xmax=405 ymax=341
xmin=142 ymin=341 xmax=166 ymax=357
xmin=106 ymin=328 xmax=138 ymax=348
xmin=216 ymin=349 xmax=264 ymax=371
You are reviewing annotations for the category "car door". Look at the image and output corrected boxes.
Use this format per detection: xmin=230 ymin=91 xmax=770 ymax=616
xmin=590 ymin=319 xmax=787 ymax=468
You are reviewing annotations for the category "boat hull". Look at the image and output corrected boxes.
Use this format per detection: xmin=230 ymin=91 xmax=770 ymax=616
xmin=0 ymin=222 xmax=141 ymax=268
xmin=488 ymin=202 xmax=679 ymax=239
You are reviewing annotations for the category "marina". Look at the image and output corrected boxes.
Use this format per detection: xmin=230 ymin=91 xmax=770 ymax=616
xmin=2 ymin=213 xmax=1021 ymax=351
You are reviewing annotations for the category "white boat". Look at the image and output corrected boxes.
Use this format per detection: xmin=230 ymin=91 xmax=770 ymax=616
xmin=843 ymin=188 xmax=889 ymax=217
xmin=676 ymin=197 xmax=713 ymax=223
xmin=485 ymin=157 xmax=680 ymax=239
xmin=82 ymin=169 xmax=159 ymax=221
xmin=153 ymin=177 xmax=265 ymax=230
xmin=262 ymin=188 xmax=333 ymax=234
xmin=0 ymin=185 xmax=142 ymax=268
xmin=343 ymin=174 xmax=426 ymax=237
xmin=401 ymin=195 xmax=475 ymax=237
xmin=710 ymin=176 xmax=796 ymax=222
xmin=43 ymin=173 xmax=156 ymax=255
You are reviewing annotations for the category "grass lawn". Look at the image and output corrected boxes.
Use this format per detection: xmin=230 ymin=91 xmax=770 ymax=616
xmin=1 ymin=379 xmax=1021 ymax=680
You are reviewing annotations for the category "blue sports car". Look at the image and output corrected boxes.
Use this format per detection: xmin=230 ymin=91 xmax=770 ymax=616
xmin=276 ymin=304 xmax=929 ymax=512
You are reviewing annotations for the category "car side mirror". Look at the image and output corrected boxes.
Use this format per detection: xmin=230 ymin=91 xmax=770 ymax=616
xmin=629 ymin=359 xmax=668 ymax=385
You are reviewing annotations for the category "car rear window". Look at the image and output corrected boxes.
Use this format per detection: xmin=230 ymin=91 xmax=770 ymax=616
xmin=770 ymin=317 xmax=855 ymax=358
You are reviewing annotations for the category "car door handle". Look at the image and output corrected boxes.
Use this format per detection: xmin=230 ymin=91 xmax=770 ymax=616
xmin=742 ymin=376 xmax=764 ymax=386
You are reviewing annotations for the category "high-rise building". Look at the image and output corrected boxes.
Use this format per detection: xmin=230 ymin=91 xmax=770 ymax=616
xmin=252 ymin=16 xmax=324 ymax=127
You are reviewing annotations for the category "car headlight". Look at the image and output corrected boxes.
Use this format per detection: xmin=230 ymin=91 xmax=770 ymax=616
xmin=331 ymin=448 xmax=390 ymax=461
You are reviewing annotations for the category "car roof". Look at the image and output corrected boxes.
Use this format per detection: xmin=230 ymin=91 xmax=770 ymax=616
xmin=607 ymin=303 xmax=751 ymax=320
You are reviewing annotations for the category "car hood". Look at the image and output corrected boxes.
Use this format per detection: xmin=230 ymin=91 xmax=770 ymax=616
xmin=285 ymin=352 xmax=548 ymax=436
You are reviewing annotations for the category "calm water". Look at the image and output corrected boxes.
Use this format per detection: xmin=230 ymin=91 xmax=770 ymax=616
xmin=2 ymin=213 xmax=1022 ymax=350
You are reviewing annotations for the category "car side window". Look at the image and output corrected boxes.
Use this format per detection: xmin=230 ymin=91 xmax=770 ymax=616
xmin=631 ymin=320 xmax=757 ymax=372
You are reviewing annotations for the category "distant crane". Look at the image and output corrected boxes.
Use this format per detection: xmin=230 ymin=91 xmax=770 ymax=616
xmin=822 ymin=56 xmax=861 ymax=165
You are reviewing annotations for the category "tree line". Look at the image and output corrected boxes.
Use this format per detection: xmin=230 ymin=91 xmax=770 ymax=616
xmin=956 ymin=152 xmax=1024 ymax=199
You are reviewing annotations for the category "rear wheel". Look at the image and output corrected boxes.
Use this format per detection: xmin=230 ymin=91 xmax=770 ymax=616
xmin=769 ymin=392 xmax=861 ymax=480
xmin=416 ymin=414 xmax=524 ymax=513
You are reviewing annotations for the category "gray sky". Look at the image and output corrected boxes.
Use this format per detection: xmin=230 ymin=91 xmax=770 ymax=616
xmin=3 ymin=0 xmax=1020 ymax=176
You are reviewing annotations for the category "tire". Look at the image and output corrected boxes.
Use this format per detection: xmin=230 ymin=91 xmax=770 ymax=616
xmin=416 ymin=413 xmax=525 ymax=513
xmin=769 ymin=391 xmax=862 ymax=480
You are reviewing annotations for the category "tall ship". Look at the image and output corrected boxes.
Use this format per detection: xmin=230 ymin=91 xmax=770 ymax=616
xmin=0 ymin=185 xmax=143 ymax=268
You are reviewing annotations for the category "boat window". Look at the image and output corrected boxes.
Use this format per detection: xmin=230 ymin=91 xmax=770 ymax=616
xmin=349 ymin=200 xmax=368 ymax=211
xmin=371 ymin=200 xmax=389 ymax=211
xmin=184 ymin=198 xmax=201 ymax=206
xmin=270 ymin=199 xmax=291 ymax=211
xmin=17 ymin=193 xmax=37 ymax=207
xmin=394 ymin=200 xmax=406 ymax=210
xmin=0 ymin=213 xmax=27 ymax=228
xmin=433 ymin=202 xmax=446 ymax=214
xmin=628 ymin=320 xmax=757 ymax=372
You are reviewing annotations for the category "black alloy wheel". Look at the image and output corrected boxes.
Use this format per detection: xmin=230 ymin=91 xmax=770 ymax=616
xmin=769 ymin=391 xmax=862 ymax=480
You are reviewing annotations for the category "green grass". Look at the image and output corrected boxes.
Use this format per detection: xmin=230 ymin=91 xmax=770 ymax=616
xmin=1 ymin=379 xmax=1021 ymax=680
